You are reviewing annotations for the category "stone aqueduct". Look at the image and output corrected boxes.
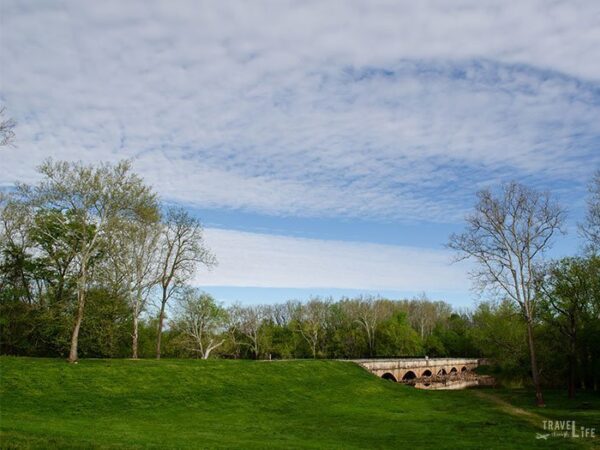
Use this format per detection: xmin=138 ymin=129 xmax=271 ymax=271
xmin=353 ymin=358 xmax=479 ymax=382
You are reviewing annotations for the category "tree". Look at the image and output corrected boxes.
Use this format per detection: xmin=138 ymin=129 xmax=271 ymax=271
xmin=376 ymin=311 xmax=423 ymax=357
xmin=580 ymin=170 xmax=600 ymax=253
xmin=174 ymin=288 xmax=227 ymax=359
xmin=0 ymin=195 xmax=37 ymax=304
xmin=448 ymin=181 xmax=564 ymax=406
xmin=77 ymin=287 xmax=131 ymax=358
xmin=261 ymin=303 xmax=297 ymax=359
xmin=405 ymin=294 xmax=452 ymax=341
xmin=293 ymin=298 xmax=331 ymax=359
xmin=470 ymin=300 xmax=528 ymax=375
xmin=106 ymin=212 xmax=161 ymax=358
xmin=539 ymin=257 xmax=600 ymax=398
xmin=155 ymin=208 xmax=216 ymax=359
xmin=428 ymin=313 xmax=477 ymax=358
xmin=10 ymin=160 xmax=157 ymax=362
xmin=0 ymin=106 xmax=16 ymax=147
xmin=30 ymin=209 xmax=83 ymax=307
xmin=227 ymin=304 xmax=267 ymax=359
xmin=348 ymin=296 xmax=389 ymax=357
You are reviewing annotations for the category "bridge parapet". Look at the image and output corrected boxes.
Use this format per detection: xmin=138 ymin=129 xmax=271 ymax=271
xmin=352 ymin=358 xmax=479 ymax=383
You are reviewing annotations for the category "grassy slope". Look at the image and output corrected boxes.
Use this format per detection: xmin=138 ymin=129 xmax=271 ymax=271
xmin=0 ymin=357 xmax=597 ymax=449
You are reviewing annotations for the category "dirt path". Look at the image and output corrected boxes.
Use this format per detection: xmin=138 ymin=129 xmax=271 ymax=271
xmin=471 ymin=390 xmax=598 ymax=449
xmin=471 ymin=390 xmax=546 ymax=428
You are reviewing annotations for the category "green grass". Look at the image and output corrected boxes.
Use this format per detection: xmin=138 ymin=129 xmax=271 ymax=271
xmin=0 ymin=357 xmax=598 ymax=449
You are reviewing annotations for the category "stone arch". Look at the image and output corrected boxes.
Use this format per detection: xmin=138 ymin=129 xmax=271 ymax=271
xmin=437 ymin=368 xmax=447 ymax=375
xmin=421 ymin=369 xmax=432 ymax=377
xmin=402 ymin=371 xmax=417 ymax=381
xmin=382 ymin=372 xmax=397 ymax=382
xmin=461 ymin=366 xmax=468 ymax=372
xmin=450 ymin=367 xmax=458 ymax=373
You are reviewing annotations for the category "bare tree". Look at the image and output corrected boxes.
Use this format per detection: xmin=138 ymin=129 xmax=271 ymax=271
xmin=348 ymin=296 xmax=390 ymax=357
xmin=405 ymin=294 xmax=452 ymax=340
xmin=448 ymin=181 xmax=565 ymax=406
xmin=0 ymin=107 xmax=16 ymax=147
xmin=228 ymin=304 xmax=266 ymax=359
xmin=224 ymin=305 xmax=243 ymax=359
xmin=174 ymin=288 xmax=227 ymax=359
xmin=155 ymin=207 xmax=216 ymax=359
xmin=107 ymin=215 xmax=161 ymax=358
xmin=293 ymin=298 xmax=331 ymax=358
xmin=270 ymin=301 xmax=295 ymax=327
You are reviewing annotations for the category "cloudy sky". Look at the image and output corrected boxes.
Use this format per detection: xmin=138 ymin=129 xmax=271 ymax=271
xmin=1 ymin=0 xmax=599 ymax=306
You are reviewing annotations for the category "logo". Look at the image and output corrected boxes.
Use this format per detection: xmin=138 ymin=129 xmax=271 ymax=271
xmin=540 ymin=420 xmax=596 ymax=440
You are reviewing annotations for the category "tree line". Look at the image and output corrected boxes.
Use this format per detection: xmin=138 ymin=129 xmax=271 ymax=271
xmin=1 ymin=159 xmax=599 ymax=402
xmin=0 ymin=160 xmax=215 ymax=362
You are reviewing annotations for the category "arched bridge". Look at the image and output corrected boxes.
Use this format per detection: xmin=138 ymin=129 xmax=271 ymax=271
xmin=353 ymin=358 xmax=479 ymax=383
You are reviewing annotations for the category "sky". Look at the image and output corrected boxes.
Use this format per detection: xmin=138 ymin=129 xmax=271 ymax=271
xmin=1 ymin=0 xmax=599 ymax=307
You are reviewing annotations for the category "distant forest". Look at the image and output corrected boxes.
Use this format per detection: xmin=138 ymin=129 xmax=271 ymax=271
xmin=1 ymin=160 xmax=599 ymax=398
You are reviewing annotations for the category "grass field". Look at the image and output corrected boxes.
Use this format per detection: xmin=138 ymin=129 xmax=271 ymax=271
xmin=0 ymin=357 xmax=598 ymax=449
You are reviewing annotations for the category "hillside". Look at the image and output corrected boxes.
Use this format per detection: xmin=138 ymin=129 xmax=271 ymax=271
xmin=0 ymin=357 xmax=596 ymax=449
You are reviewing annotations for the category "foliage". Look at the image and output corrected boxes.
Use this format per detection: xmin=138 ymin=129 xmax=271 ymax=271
xmin=376 ymin=311 xmax=423 ymax=357
xmin=538 ymin=256 xmax=600 ymax=395
xmin=171 ymin=288 xmax=228 ymax=358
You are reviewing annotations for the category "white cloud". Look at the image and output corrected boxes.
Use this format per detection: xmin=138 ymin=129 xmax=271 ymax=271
xmin=196 ymin=228 xmax=470 ymax=292
xmin=1 ymin=1 xmax=599 ymax=222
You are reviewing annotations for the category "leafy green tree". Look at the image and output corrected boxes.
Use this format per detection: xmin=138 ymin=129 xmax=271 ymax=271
xmin=326 ymin=300 xmax=368 ymax=358
xmin=0 ymin=195 xmax=37 ymax=305
xmin=376 ymin=312 xmax=423 ymax=357
xmin=470 ymin=300 xmax=529 ymax=380
xmin=10 ymin=159 xmax=157 ymax=362
xmin=173 ymin=288 xmax=228 ymax=359
xmin=539 ymin=256 xmax=600 ymax=397
xmin=29 ymin=209 xmax=79 ymax=305
xmin=430 ymin=313 xmax=478 ymax=358
xmin=78 ymin=288 xmax=131 ymax=358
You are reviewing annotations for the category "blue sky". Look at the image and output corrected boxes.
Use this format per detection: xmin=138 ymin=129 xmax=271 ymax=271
xmin=1 ymin=0 xmax=599 ymax=307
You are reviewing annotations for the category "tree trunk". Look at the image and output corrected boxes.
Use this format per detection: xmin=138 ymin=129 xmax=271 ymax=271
xmin=568 ymin=353 xmax=576 ymax=399
xmin=156 ymin=299 xmax=166 ymax=359
xmin=253 ymin=341 xmax=259 ymax=360
xmin=68 ymin=272 xmax=86 ymax=363
xmin=568 ymin=334 xmax=576 ymax=399
xmin=203 ymin=340 xmax=224 ymax=360
xmin=363 ymin=324 xmax=370 ymax=357
xmin=370 ymin=332 xmax=376 ymax=357
xmin=526 ymin=321 xmax=545 ymax=406
xmin=132 ymin=313 xmax=139 ymax=359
